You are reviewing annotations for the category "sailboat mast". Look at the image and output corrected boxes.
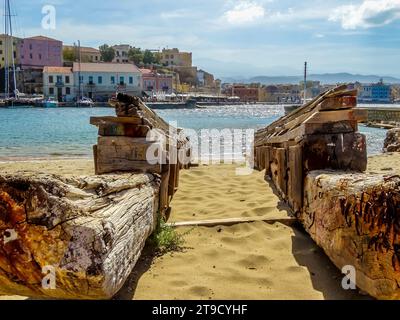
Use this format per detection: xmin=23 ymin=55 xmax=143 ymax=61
xmin=7 ymin=0 xmax=16 ymax=97
xmin=303 ymin=61 xmax=307 ymax=104
xmin=4 ymin=0 xmax=9 ymax=99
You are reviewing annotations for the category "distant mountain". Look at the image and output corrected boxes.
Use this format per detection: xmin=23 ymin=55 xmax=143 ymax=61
xmin=220 ymin=73 xmax=400 ymax=85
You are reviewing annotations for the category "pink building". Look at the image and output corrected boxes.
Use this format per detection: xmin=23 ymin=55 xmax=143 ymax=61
xmin=19 ymin=36 xmax=62 ymax=69
xmin=140 ymin=68 xmax=173 ymax=94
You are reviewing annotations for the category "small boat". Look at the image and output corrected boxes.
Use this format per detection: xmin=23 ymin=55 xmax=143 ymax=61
xmin=43 ymin=97 xmax=59 ymax=108
xmin=77 ymin=97 xmax=94 ymax=108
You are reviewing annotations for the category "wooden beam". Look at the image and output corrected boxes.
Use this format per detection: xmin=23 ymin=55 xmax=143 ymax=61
xmin=287 ymin=145 xmax=303 ymax=214
xmin=98 ymin=124 xmax=150 ymax=137
xmin=306 ymin=109 xmax=367 ymax=123
xmin=318 ymin=95 xmax=357 ymax=111
xmin=168 ymin=216 xmax=297 ymax=228
xmin=90 ymin=116 xmax=143 ymax=126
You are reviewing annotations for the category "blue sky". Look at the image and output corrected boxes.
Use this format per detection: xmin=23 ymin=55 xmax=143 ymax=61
xmin=8 ymin=0 xmax=400 ymax=78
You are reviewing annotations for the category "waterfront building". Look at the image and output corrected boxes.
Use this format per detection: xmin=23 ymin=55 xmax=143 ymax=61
xmin=0 ymin=34 xmax=21 ymax=68
xmin=161 ymin=48 xmax=192 ymax=68
xmin=19 ymin=36 xmax=63 ymax=69
xmin=63 ymin=45 xmax=101 ymax=63
xmin=197 ymin=69 xmax=215 ymax=87
xmin=43 ymin=66 xmax=74 ymax=102
xmin=140 ymin=68 xmax=173 ymax=95
xmin=72 ymin=62 xmax=142 ymax=101
xmin=224 ymin=84 xmax=261 ymax=102
xmin=112 ymin=44 xmax=131 ymax=63
xmin=359 ymin=81 xmax=392 ymax=103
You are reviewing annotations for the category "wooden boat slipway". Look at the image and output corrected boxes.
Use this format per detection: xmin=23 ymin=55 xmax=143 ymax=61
xmin=0 ymin=93 xmax=191 ymax=299
xmin=255 ymin=84 xmax=400 ymax=300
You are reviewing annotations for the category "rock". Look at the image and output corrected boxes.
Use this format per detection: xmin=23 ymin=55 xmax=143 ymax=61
xmin=383 ymin=128 xmax=400 ymax=153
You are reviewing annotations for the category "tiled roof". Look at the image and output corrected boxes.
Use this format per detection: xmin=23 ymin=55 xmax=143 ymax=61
xmin=73 ymin=62 xmax=140 ymax=73
xmin=64 ymin=45 xmax=100 ymax=53
xmin=26 ymin=35 xmax=61 ymax=42
xmin=140 ymin=68 xmax=153 ymax=74
xmin=43 ymin=66 xmax=72 ymax=74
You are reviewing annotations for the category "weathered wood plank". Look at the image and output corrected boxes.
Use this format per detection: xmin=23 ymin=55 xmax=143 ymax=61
xmin=0 ymin=172 xmax=160 ymax=299
xmin=306 ymin=109 xmax=367 ymax=124
xmin=98 ymin=124 xmax=150 ymax=138
xmin=301 ymin=172 xmax=400 ymax=300
xmin=303 ymin=132 xmax=367 ymax=172
xmin=169 ymin=216 xmax=297 ymax=228
xmin=287 ymin=145 xmax=303 ymax=215
xmin=90 ymin=116 xmax=143 ymax=126
xmin=318 ymin=95 xmax=357 ymax=111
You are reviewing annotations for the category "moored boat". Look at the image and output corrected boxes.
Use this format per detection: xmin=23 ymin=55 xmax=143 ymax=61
xmin=77 ymin=97 xmax=94 ymax=108
xmin=42 ymin=97 xmax=59 ymax=108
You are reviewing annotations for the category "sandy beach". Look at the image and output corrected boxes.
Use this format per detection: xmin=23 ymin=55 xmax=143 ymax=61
xmin=1 ymin=153 xmax=399 ymax=300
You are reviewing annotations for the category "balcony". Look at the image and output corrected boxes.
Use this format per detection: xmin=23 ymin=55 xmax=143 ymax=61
xmin=55 ymin=81 xmax=64 ymax=87
xmin=86 ymin=81 xmax=96 ymax=87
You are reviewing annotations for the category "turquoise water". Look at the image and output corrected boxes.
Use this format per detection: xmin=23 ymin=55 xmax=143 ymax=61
xmin=0 ymin=105 xmax=388 ymax=160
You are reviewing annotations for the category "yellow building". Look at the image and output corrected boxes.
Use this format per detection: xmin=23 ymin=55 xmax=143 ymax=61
xmin=0 ymin=34 xmax=21 ymax=68
xmin=161 ymin=48 xmax=192 ymax=68
xmin=63 ymin=45 xmax=101 ymax=63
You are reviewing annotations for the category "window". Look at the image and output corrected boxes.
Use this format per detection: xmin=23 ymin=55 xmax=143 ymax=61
xmin=66 ymin=87 xmax=71 ymax=95
xmin=111 ymin=76 xmax=115 ymax=84
xmin=89 ymin=76 xmax=93 ymax=84
xmin=65 ymin=76 xmax=70 ymax=84
xmin=95 ymin=56 xmax=98 ymax=61
xmin=79 ymin=76 xmax=83 ymax=84
xmin=57 ymin=75 xmax=62 ymax=83
xmin=49 ymin=87 xmax=54 ymax=95
xmin=0 ymin=50 xmax=3 ymax=54
xmin=98 ymin=76 xmax=102 ymax=84
xmin=0 ymin=41 xmax=2 ymax=45
xmin=38 ymin=54 xmax=42 ymax=60
xmin=29 ymin=44 xmax=32 ymax=50
xmin=49 ymin=76 xmax=54 ymax=83
xmin=13 ymin=51 xmax=15 ymax=58
xmin=29 ymin=53 xmax=33 ymax=59
xmin=129 ymin=76 xmax=133 ymax=84
xmin=120 ymin=76 xmax=125 ymax=85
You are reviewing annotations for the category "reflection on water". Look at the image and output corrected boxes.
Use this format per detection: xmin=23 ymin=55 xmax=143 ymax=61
xmin=0 ymin=104 xmax=389 ymax=159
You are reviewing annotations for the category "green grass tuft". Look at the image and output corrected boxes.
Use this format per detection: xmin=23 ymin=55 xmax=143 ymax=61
xmin=149 ymin=218 xmax=189 ymax=254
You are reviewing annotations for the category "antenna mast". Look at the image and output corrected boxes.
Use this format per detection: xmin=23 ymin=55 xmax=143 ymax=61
xmin=303 ymin=61 xmax=307 ymax=104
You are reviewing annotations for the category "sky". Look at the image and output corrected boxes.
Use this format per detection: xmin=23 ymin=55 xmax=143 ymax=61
xmin=8 ymin=0 xmax=400 ymax=78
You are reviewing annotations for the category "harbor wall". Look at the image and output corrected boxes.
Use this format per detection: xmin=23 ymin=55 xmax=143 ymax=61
xmin=359 ymin=107 xmax=400 ymax=123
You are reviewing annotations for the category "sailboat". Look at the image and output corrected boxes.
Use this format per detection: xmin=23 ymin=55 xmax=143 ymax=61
xmin=2 ymin=0 xmax=19 ymax=107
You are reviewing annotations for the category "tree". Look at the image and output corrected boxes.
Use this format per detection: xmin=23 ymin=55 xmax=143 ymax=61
xmin=99 ymin=44 xmax=115 ymax=62
xmin=63 ymin=48 xmax=76 ymax=62
xmin=143 ymin=50 xmax=156 ymax=65
xmin=128 ymin=48 xmax=144 ymax=65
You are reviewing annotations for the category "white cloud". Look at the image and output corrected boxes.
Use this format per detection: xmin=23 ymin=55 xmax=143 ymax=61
xmin=330 ymin=0 xmax=400 ymax=29
xmin=223 ymin=1 xmax=266 ymax=25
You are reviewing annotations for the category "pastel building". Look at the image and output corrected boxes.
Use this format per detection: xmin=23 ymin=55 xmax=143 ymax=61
xmin=141 ymin=68 xmax=173 ymax=95
xmin=112 ymin=44 xmax=131 ymax=63
xmin=0 ymin=34 xmax=21 ymax=68
xmin=359 ymin=81 xmax=392 ymax=103
xmin=161 ymin=48 xmax=192 ymax=67
xmin=43 ymin=66 xmax=74 ymax=102
xmin=19 ymin=36 xmax=63 ymax=69
xmin=63 ymin=45 xmax=101 ymax=63
xmin=73 ymin=62 xmax=142 ymax=100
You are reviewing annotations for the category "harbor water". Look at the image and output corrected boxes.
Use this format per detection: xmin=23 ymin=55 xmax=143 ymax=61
xmin=0 ymin=104 xmax=389 ymax=161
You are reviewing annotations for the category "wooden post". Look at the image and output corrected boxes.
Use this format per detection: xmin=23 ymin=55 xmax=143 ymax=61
xmin=287 ymin=145 xmax=303 ymax=214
